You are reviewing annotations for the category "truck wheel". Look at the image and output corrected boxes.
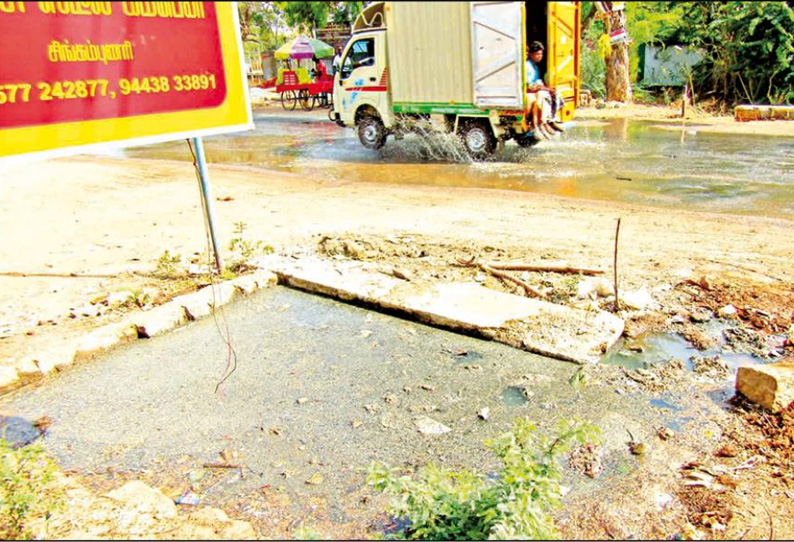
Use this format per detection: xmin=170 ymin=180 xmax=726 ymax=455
xmin=460 ymin=121 xmax=496 ymax=159
xmin=358 ymin=115 xmax=386 ymax=150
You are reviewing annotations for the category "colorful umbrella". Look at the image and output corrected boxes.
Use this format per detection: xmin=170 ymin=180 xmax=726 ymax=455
xmin=274 ymin=36 xmax=334 ymax=60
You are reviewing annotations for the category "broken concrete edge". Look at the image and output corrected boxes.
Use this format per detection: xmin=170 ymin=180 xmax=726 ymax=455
xmin=0 ymin=270 xmax=278 ymax=397
xmin=279 ymin=273 xmax=499 ymax=341
xmin=276 ymin=271 xmax=609 ymax=364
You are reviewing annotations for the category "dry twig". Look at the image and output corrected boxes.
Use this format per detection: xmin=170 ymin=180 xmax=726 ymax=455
xmin=485 ymin=262 xmax=604 ymax=275
xmin=456 ymin=257 xmax=545 ymax=298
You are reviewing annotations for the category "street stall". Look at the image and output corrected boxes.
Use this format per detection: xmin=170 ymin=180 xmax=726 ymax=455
xmin=274 ymin=36 xmax=335 ymax=111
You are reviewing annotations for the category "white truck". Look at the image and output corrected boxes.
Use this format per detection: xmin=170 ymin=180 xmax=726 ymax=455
xmin=330 ymin=1 xmax=580 ymax=159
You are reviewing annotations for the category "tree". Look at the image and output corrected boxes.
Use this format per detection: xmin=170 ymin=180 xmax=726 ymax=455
xmin=277 ymin=1 xmax=331 ymax=36
xmin=603 ymin=2 xmax=632 ymax=102
xmin=237 ymin=1 xmax=286 ymax=50
xmin=658 ymin=1 xmax=794 ymax=105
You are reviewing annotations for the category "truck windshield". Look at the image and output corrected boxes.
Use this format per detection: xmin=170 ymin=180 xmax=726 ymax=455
xmin=340 ymin=37 xmax=374 ymax=79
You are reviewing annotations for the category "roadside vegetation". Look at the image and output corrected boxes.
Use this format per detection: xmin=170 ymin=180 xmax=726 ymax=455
xmin=0 ymin=439 xmax=63 ymax=540
xmin=368 ymin=419 xmax=600 ymax=540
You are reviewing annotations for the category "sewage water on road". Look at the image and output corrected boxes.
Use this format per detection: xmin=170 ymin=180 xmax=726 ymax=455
xmin=114 ymin=114 xmax=794 ymax=219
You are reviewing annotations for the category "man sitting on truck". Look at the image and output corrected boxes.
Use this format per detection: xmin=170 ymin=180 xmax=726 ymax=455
xmin=525 ymin=41 xmax=565 ymax=138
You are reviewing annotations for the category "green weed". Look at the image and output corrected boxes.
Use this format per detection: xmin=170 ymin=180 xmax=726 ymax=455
xmin=368 ymin=418 xmax=600 ymax=540
xmin=0 ymin=439 xmax=64 ymax=540
xmin=227 ymin=221 xmax=273 ymax=274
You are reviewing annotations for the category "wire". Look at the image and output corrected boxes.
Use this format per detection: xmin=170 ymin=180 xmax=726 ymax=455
xmin=187 ymin=138 xmax=239 ymax=395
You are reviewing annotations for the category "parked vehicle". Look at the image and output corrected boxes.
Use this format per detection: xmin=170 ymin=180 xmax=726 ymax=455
xmin=330 ymin=1 xmax=580 ymax=159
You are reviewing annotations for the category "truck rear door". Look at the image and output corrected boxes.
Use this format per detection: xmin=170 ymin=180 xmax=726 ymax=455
xmin=547 ymin=1 xmax=580 ymax=122
xmin=470 ymin=1 xmax=524 ymax=109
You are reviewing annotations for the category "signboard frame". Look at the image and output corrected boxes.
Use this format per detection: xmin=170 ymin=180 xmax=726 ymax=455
xmin=0 ymin=2 xmax=253 ymax=164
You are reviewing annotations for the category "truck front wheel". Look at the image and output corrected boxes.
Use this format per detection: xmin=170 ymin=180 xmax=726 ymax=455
xmin=357 ymin=115 xmax=387 ymax=150
xmin=460 ymin=121 xmax=496 ymax=160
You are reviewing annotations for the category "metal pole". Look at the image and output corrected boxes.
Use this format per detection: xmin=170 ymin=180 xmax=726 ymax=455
xmin=192 ymin=137 xmax=224 ymax=273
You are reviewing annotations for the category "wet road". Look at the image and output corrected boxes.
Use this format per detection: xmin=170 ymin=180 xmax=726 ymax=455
xmin=1 ymin=285 xmax=681 ymax=517
xmin=114 ymin=112 xmax=794 ymax=219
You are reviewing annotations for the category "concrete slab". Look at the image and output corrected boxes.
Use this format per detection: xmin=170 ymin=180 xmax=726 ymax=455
xmin=268 ymin=257 xmax=624 ymax=364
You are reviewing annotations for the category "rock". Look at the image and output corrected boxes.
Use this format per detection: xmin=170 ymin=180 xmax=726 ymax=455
xmin=719 ymin=304 xmax=737 ymax=317
xmin=175 ymin=282 xmax=238 ymax=321
xmin=0 ymin=415 xmax=41 ymax=447
xmin=131 ymin=304 xmax=188 ymax=338
xmin=736 ymin=360 xmax=794 ymax=412
xmin=74 ymin=323 xmax=138 ymax=362
xmin=190 ymin=506 xmax=229 ymax=524
xmin=30 ymin=344 xmax=77 ymax=375
xmin=16 ymin=357 xmax=44 ymax=384
xmin=577 ymin=277 xmax=614 ymax=300
xmin=221 ymin=520 xmax=257 ymax=539
xmin=691 ymin=355 xmax=730 ymax=379
xmin=107 ymin=291 xmax=135 ymax=308
xmin=415 ymin=416 xmax=451 ymax=435
xmin=105 ymin=481 xmax=177 ymax=519
xmin=477 ymin=407 xmax=490 ymax=421
xmin=252 ymin=270 xmax=278 ymax=288
xmin=690 ymin=309 xmax=713 ymax=323
xmin=230 ymin=274 xmax=259 ymax=295
xmin=621 ymin=287 xmax=655 ymax=310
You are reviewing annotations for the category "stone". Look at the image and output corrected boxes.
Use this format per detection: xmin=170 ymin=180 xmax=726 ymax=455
xmin=221 ymin=520 xmax=257 ymax=540
xmin=131 ymin=304 xmax=188 ymax=338
xmin=252 ymin=270 xmax=278 ymax=288
xmin=190 ymin=506 xmax=230 ymax=525
xmin=621 ymin=286 xmax=655 ymax=310
xmin=719 ymin=304 xmax=737 ymax=317
xmin=230 ymin=275 xmax=260 ymax=295
xmin=736 ymin=360 xmax=794 ymax=412
xmin=173 ymin=289 xmax=214 ymax=321
xmin=107 ymin=291 xmax=136 ymax=308
xmin=415 ymin=416 xmax=451 ymax=435
xmin=105 ymin=481 xmax=177 ymax=519
xmin=577 ymin=277 xmax=614 ymax=299
xmin=74 ymin=323 xmax=138 ymax=362
xmin=0 ymin=415 xmax=41 ymax=447
xmin=205 ymin=282 xmax=238 ymax=312
xmin=16 ymin=357 xmax=44 ymax=383
xmin=31 ymin=344 xmax=77 ymax=374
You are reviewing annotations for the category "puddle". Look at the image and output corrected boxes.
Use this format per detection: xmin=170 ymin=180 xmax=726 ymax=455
xmin=452 ymin=350 xmax=484 ymax=365
xmin=102 ymin=117 xmax=794 ymax=220
xmin=603 ymin=326 xmax=767 ymax=373
xmin=501 ymin=386 xmax=529 ymax=407
xmin=649 ymin=398 xmax=682 ymax=412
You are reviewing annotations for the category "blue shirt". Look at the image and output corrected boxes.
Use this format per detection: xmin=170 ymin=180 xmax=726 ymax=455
xmin=525 ymin=59 xmax=542 ymax=85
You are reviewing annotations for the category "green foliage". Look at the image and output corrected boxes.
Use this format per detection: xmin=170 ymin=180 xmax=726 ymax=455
xmin=277 ymin=1 xmax=331 ymax=35
xmin=227 ymin=221 xmax=273 ymax=274
xmin=676 ymin=1 xmax=794 ymax=105
xmin=368 ymin=418 xmax=600 ymax=540
xmin=582 ymin=1 xmax=794 ymax=105
xmin=0 ymin=440 xmax=64 ymax=540
xmin=155 ymin=250 xmax=183 ymax=279
xmin=331 ymin=1 xmax=363 ymax=26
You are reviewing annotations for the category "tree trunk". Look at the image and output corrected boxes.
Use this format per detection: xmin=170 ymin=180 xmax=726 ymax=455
xmin=605 ymin=6 xmax=632 ymax=103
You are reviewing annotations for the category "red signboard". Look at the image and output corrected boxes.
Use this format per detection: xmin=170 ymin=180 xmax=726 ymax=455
xmin=0 ymin=1 xmax=229 ymax=129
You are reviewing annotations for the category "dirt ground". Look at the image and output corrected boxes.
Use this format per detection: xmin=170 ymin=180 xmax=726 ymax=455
xmin=2 ymin=102 xmax=793 ymax=538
